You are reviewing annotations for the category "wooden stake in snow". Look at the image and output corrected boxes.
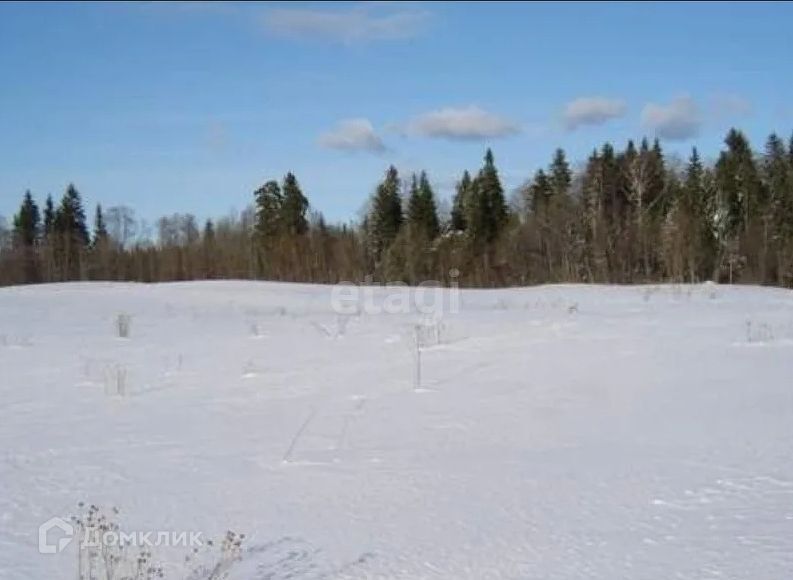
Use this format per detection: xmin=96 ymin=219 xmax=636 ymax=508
xmin=282 ymin=408 xmax=317 ymax=463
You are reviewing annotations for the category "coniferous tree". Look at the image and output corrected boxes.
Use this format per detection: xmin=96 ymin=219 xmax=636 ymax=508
xmin=648 ymin=138 xmax=667 ymax=217
xmin=55 ymin=184 xmax=90 ymax=246
xmin=529 ymin=169 xmax=552 ymax=215
xmin=203 ymin=219 xmax=215 ymax=243
xmin=254 ymin=180 xmax=283 ymax=241
xmin=451 ymin=170 xmax=472 ymax=232
xmin=89 ymin=203 xmax=111 ymax=279
xmin=468 ymin=149 xmax=509 ymax=245
xmin=369 ymin=165 xmax=403 ymax=260
xmin=788 ymin=132 xmax=793 ymax=168
xmin=763 ymin=134 xmax=792 ymax=235
xmin=13 ymin=190 xmax=40 ymax=247
xmin=763 ymin=133 xmax=793 ymax=283
xmin=12 ymin=191 xmax=41 ymax=283
xmin=419 ymin=171 xmax=439 ymax=240
xmin=202 ymin=219 xmax=216 ymax=279
xmin=407 ymin=171 xmax=439 ymax=240
xmin=406 ymin=173 xmax=422 ymax=230
xmin=580 ymin=148 xmax=608 ymax=280
xmin=280 ymin=172 xmax=309 ymax=236
xmin=549 ymin=148 xmax=571 ymax=198
xmin=42 ymin=195 xmax=55 ymax=239
xmin=93 ymin=204 xmax=109 ymax=247
xmin=2 ymin=127 xmax=793 ymax=289
xmin=53 ymin=184 xmax=89 ymax=280
xmin=679 ymin=147 xmax=717 ymax=280
xmin=716 ymin=129 xmax=765 ymax=238
xmin=480 ymin=148 xmax=508 ymax=242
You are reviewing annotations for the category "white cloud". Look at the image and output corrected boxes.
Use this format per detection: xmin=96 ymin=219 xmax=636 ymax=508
xmin=562 ymin=97 xmax=627 ymax=130
xmin=317 ymin=118 xmax=386 ymax=153
xmin=262 ymin=6 xmax=429 ymax=44
xmin=641 ymin=95 xmax=702 ymax=141
xmin=406 ymin=106 xmax=521 ymax=141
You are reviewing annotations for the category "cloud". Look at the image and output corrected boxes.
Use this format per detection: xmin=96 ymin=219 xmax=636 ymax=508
xmin=262 ymin=6 xmax=429 ymax=44
xmin=641 ymin=95 xmax=702 ymax=141
xmin=406 ymin=106 xmax=521 ymax=141
xmin=317 ymin=118 xmax=386 ymax=153
xmin=561 ymin=97 xmax=626 ymax=130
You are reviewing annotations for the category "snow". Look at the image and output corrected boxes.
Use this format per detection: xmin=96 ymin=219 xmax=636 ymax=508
xmin=1 ymin=281 xmax=793 ymax=579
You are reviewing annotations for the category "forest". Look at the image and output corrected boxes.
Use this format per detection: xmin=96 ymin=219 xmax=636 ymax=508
xmin=2 ymin=128 xmax=792 ymax=288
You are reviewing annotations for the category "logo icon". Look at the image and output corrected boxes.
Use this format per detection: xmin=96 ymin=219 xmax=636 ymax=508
xmin=38 ymin=517 xmax=74 ymax=554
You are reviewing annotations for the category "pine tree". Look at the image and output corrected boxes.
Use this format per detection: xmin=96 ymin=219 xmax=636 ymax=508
xmin=280 ymin=172 xmax=309 ymax=236
xmin=369 ymin=165 xmax=403 ymax=260
xmin=12 ymin=190 xmax=40 ymax=247
xmin=451 ymin=170 xmax=472 ymax=232
xmin=254 ymin=180 xmax=283 ymax=240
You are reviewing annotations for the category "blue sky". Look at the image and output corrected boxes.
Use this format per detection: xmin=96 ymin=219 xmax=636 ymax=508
xmin=1 ymin=1 xmax=792 ymax=226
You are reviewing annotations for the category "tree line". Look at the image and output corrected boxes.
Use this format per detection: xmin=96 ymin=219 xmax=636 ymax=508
xmin=2 ymin=127 xmax=793 ymax=288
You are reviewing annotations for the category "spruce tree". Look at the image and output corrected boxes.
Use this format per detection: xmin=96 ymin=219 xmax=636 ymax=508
xmin=647 ymin=138 xmax=667 ymax=217
xmin=369 ymin=165 xmax=403 ymax=260
xmin=407 ymin=173 xmax=422 ymax=231
xmin=763 ymin=134 xmax=793 ymax=267
xmin=599 ymin=142 xmax=624 ymax=230
xmin=681 ymin=147 xmax=717 ymax=279
xmin=715 ymin=129 xmax=765 ymax=237
xmin=12 ymin=191 xmax=41 ymax=283
xmin=529 ymin=169 xmax=552 ymax=215
xmin=202 ymin=219 xmax=216 ymax=279
xmin=93 ymin=204 xmax=108 ymax=247
xmin=42 ymin=195 xmax=55 ymax=239
xmin=406 ymin=171 xmax=439 ymax=239
xmin=763 ymin=134 xmax=791 ymax=227
xmin=451 ymin=170 xmax=472 ymax=232
xmin=549 ymin=148 xmax=571 ymax=198
xmin=787 ymin=133 xmax=793 ymax=171
xmin=55 ymin=184 xmax=90 ymax=246
xmin=53 ymin=184 xmax=89 ymax=280
xmin=203 ymin=219 xmax=215 ymax=243
xmin=476 ymin=148 xmax=508 ymax=243
xmin=280 ymin=172 xmax=309 ymax=236
xmin=13 ymin=190 xmax=40 ymax=247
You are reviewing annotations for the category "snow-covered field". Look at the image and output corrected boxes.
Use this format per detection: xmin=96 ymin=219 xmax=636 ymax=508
xmin=1 ymin=281 xmax=793 ymax=579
